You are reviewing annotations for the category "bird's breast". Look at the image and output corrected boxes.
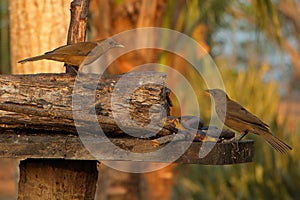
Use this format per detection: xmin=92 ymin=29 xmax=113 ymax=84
xmin=224 ymin=118 xmax=250 ymax=133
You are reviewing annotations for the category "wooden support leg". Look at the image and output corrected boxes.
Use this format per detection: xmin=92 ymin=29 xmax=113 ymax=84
xmin=18 ymin=159 xmax=98 ymax=200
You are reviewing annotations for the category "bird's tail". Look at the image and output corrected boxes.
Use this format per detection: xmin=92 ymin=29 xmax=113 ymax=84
xmin=258 ymin=130 xmax=292 ymax=154
xmin=18 ymin=55 xmax=47 ymax=64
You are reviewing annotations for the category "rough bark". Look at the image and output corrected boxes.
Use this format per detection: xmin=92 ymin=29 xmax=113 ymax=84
xmin=9 ymin=0 xmax=70 ymax=74
xmin=66 ymin=0 xmax=90 ymax=74
xmin=0 ymin=72 xmax=170 ymax=135
xmin=67 ymin=0 xmax=90 ymax=45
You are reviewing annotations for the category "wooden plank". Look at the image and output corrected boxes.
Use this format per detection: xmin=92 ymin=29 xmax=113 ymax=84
xmin=0 ymin=132 xmax=254 ymax=165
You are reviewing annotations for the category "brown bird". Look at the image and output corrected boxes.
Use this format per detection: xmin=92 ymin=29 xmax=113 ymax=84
xmin=18 ymin=38 xmax=124 ymax=68
xmin=207 ymin=89 xmax=292 ymax=154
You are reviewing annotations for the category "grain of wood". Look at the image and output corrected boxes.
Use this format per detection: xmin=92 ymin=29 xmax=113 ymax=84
xmin=18 ymin=159 xmax=98 ymax=200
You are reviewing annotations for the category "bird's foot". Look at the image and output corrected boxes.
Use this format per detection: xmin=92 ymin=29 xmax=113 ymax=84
xmin=231 ymin=140 xmax=240 ymax=153
xmin=238 ymin=131 xmax=248 ymax=141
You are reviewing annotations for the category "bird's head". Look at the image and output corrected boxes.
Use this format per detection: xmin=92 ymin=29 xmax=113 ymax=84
xmin=205 ymin=89 xmax=228 ymax=100
xmin=96 ymin=38 xmax=124 ymax=49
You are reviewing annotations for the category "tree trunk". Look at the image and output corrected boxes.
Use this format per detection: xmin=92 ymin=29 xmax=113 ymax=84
xmin=9 ymin=0 xmax=70 ymax=74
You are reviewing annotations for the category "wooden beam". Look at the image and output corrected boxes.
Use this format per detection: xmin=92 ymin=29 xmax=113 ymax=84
xmin=0 ymin=132 xmax=254 ymax=165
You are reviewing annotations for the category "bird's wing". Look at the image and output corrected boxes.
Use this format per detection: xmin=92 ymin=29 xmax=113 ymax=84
xmin=44 ymin=42 xmax=97 ymax=56
xmin=227 ymin=99 xmax=270 ymax=129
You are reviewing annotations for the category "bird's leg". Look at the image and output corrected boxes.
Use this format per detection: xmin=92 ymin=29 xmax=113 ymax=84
xmin=231 ymin=141 xmax=240 ymax=153
xmin=65 ymin=64 xmax=78 ymax=75
xmin=238 ymin=131 xmax=248 ymax=141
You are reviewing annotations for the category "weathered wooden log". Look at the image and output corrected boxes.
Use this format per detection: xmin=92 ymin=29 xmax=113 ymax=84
xmin=0 ymin=72 xmax=171 ymax=136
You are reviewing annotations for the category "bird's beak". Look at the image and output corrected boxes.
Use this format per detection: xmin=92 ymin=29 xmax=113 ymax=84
xmin=115 ymin=43 xmax=124 ymax=48
xmin=204 ymin=89 xmax=210 ymax=96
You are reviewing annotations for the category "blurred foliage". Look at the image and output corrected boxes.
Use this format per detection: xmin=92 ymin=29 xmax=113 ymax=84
xmin=218 ymin=63 xmax=280 ymax=123
xmin=235 ymin=0 xmax=282 ymax=43
xmin=163 ymin=0 xmax=230 ymax=47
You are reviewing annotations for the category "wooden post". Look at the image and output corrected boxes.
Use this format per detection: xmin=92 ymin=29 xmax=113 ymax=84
xmin=18 ymin=159 xmax=98 ymax=200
